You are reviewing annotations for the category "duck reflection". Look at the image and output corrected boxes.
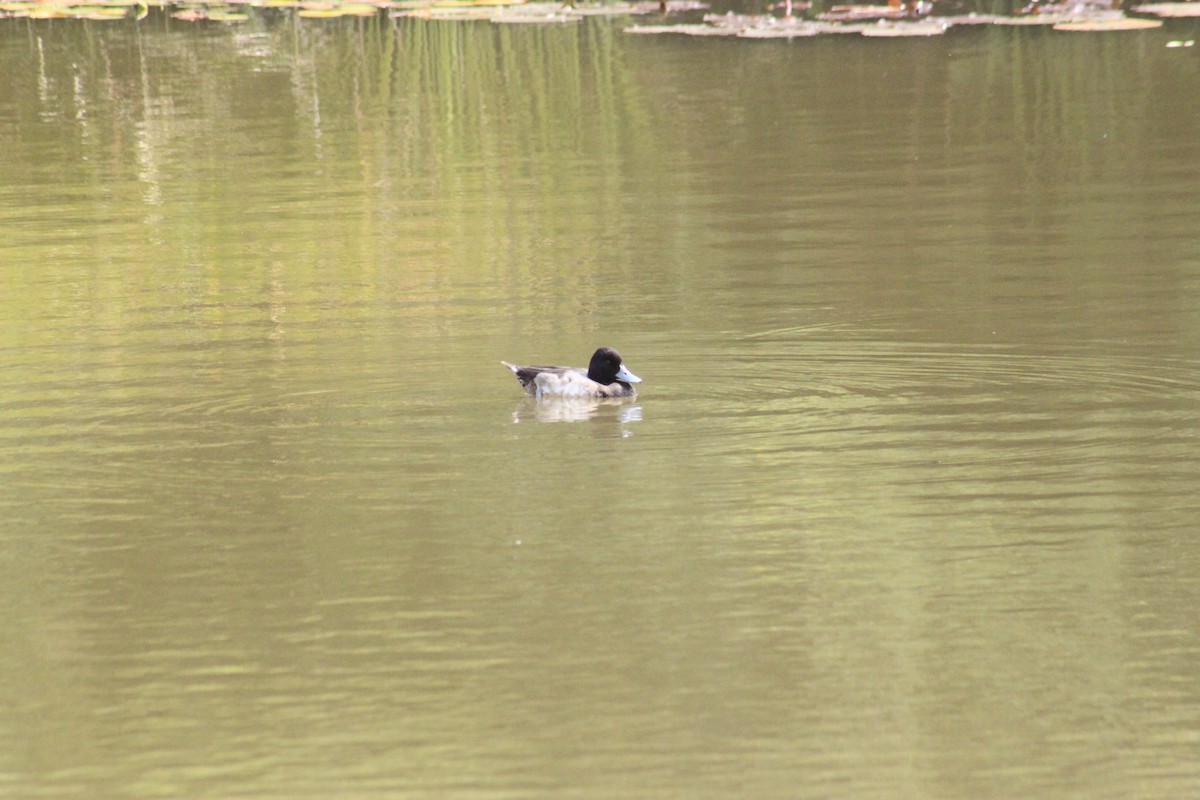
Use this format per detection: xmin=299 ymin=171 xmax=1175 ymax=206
xmin=511 ymin=397 xmax=643 ymax=427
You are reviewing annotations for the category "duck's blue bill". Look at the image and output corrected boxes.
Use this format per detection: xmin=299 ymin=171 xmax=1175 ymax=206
xmin=616 ymin=364 xmax=642 ymax=384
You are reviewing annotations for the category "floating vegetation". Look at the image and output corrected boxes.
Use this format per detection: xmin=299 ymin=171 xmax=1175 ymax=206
xmin=386 ymin=0 xmax=520 ymax=8
xmin=390 ymin=0 xmax=703 ymax=22
xmin=171 ymin=4 xmax=252 ymax=20
xmin=296 ymin=2 xmax=380 ymax=15
xmin=0 ymin=0 xmax=366 ymax=20
xmin=859 ymin=18 xmax=947 ymax=33
xmin=628 ymin=3 xmax=1179 ymax=36
xmin=735 ymin=20 xmax=833 ymax=36
xmin=0 ymin=0 xmax=142 ymax=19
xmin=571 ymin=0 xmax=708 ymax=13
xmin=1053 ymin=15 xmax=1162 ymax=28
xmin=816 ymin=4 xmax=909 ymax=21
xmin=1131 ymin=1 xmax=1200 ymax=15
xmin=0 ymin=0 xmax=705 ymax=21
xmin=633 ymin=12 xmax=857 ymax=35
xmin=991 ymin=12 xmax=1068 ymax=23
xmin=625 ymin=21 xmax=732 ymax=33
xmin=0 ymin=0 xmax=1187 ymax=31
xmin=392 ymin=1 xmax=583 ymax=20
xmin=489 ymin=8 xmax=583 ymax=21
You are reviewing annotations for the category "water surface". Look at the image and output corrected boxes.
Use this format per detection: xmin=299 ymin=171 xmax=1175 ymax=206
xmin=2 ymin=15 xmax=1199 ymax=800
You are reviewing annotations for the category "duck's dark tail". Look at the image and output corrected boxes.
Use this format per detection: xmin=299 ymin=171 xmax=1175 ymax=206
xmin=500 ymin=361 xmax=537 ymax=393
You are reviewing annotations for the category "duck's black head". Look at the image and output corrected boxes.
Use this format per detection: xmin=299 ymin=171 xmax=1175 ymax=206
xmin=587 ymin=347 xmax=642 ymax=386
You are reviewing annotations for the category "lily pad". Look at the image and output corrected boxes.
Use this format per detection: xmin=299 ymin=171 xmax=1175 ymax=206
xmin=626 ymin=21 xmax=738 ymax=33
xmin=2 ymin=1 xmax=138 ymax=16
xmin=298 ymin=3 xmax=379 ymax=15
xmin=631 ymin=10 xmax=1006 ymax=35
xmin=701 ymin=11 xmax=762 ymax=25
xmin=386 ymin=0 xmax=520 ymax=7
xmin=572 ymin=0 xmax=707 ymax=13
xmin=489 ymin=9 xmax=581 ymax=21
xmin=491 ymin=2 xmax=582 ymax=14
xmin=993 ymin=12 xmax=1076 ymax=23
xmin=1053 ymin=15 xmax=1162 ymax=28
xmin=736 ymin=21 xmax=825 ymax=35
xmin=392 ymin=6 xmax=458 ymax=15
xmin=932 ymin=12 xmax=1004 ymax=24
xmin=1131 ymin=2 xmax=1200 ymax=15
xmin=22 ymin=5 xmax=71 ymax=16
xmin=392 ymin=5 xmax=497 ymax=17
xmin=860 ymin=18 xmax=946 ymax=33
xmin=69 ymin=4 xmax=131 ymax=16
xmin=386 ymin=0 xmax=700 ymax=13
xmin=817 ymin=4 xmax=905 ymax=20
xmin=700 ymin=11 xmax=850 ymax=32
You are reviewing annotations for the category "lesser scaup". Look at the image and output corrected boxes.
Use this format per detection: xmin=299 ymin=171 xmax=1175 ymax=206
xmin=501 ymin=347 xmax=642 ymax=399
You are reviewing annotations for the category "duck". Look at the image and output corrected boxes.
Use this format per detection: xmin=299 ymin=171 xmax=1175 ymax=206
xmin=501 ymin=347 xmax=642 ymax=399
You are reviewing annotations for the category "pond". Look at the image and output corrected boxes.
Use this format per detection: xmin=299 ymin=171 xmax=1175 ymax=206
xmin=2 ymin=12 xmax=1199 ymax=799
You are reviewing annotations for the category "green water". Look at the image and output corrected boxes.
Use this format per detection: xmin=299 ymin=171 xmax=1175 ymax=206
xmin=2 ymin=15 xmax=1199 ymax=799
